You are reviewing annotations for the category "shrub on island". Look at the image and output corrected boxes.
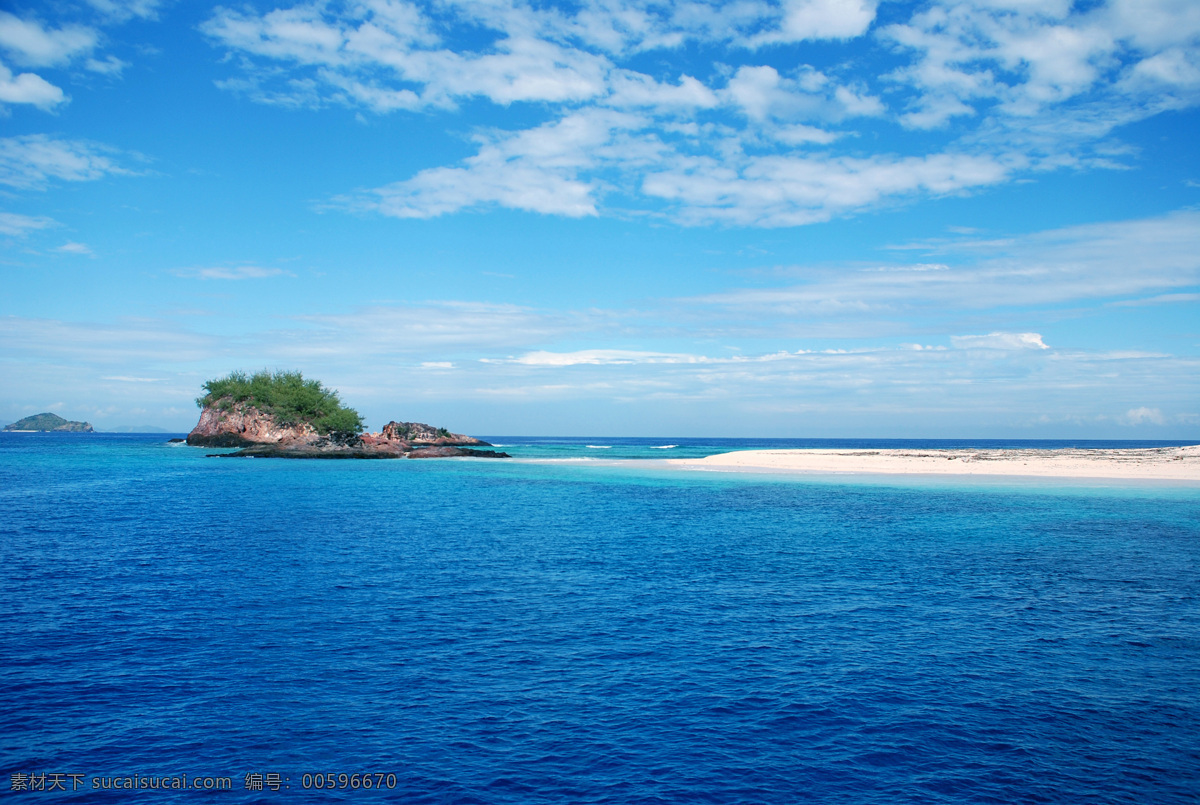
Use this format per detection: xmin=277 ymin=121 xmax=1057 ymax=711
xmin=196 ymin=370 xmax=364 ymax=436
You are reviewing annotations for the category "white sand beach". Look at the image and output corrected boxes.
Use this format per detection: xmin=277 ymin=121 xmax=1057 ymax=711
xmin=666 ymin=445 xmax=1200 ymax=481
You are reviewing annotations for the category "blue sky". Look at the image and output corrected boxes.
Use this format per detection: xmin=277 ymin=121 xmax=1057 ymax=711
xmin=1 ymin=0 xmax=1198 ymax=436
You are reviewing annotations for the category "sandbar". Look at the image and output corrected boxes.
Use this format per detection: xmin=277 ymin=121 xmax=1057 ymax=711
xmin=666 ymin=445 xmax=1200 ymax=481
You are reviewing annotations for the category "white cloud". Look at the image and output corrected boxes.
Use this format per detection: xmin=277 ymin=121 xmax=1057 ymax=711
xmin=0 ymin=316 xmax=219 ymax=365
xmin=195 ymin=0 xmax=1200 ymax=227
xmin=0 ymin=211 xmax=56 ymax=236
xmin=56 ymin=241 xmax=94 ymax=255
xmin=720 ymin=65 xmax=883 ymax=123
xmin=0 ymin=135 xmax=129 ymax=190
xmin=880 ymin=0 xmax=1200 ymax=136
xmin=1123 ymin=406 xmax=1166 ymax=425
xmin=759 ymin=0 xmax=879 ymax=44
xmin=1110 ymin=292 xmax=1200 ymax=307
xmin=692 ymin=209 xmax=1200 ymax=313
xmin=287 ymin=301 xmax=584 ymax=356
xmin=1104 ymin=0 xmax=1200 ymax=51
xmin=645 ymin=150 xmax=1014 ymax=227
xmin=84 ymin=0 xmax=163 ymax=22
xmin=202 ymin=3 xmax=610 ymax=111
xmin=951 ymin=332 xmax=1048 ymax=350
xmin=0 ymin=12 xmax=97 ymax=68
xmin=503 ymin=349 xmax=707 ymax=366
xmin=172 ymin=265 xmax=292 ymax=280
xmin=0 ymin=61 xmax=66 ymax=109
xmin=367 ymin=156 xmax=597 ymax=217
xmin=0 ymin=5 xmax=154 ymax=115
xmin=770 ymin=123 xmax=842 ymax=145
xmin=3 ymin=256 xmax=1197 ymax=433
xmin=437 ymin=342 xmax=1199 ymax=436
xmin=86 ymin=55 xmax=128 ymax=76
xmin=348 ymin=109 xmax=642 ymax=217
xmin=606 ymin=70 xmax=718 ymax=111
xmin=491 ymin=347 xmax=833 ymax=367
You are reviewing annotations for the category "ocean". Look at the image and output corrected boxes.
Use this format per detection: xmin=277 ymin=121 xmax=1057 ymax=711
xmin=2 ymin=433 xmax=1198 ymax=803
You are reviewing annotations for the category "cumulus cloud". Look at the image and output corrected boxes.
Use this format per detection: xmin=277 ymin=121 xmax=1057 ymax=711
xmin=0 ymin=5 xmax=154 ymax=115
xmin=951 ymin=332 xmax=1048 ymax=350
xmin=352 ymin=118 xmax=1010 ymax=227
xmin=0 ymin=62 xmax=66 ymax=109
xmin=1123 ymin=406 xmax=1166 ymax=425
xmin=201 ymin=3 xmax=609 ymax=111
xmin=0 ymin=12 xmax=97 ymax=68
xmin=758 ymin=0 xmax=879 ymax=45
xmin=346 ymin=109 xmax=645 ymax=218
xmin=198 ymin=0 xmax=1200 ymax=226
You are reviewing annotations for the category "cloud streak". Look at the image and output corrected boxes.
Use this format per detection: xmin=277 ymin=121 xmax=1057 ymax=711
xmin=0 ymin=135 xmax=131 ymax=190
xmin=690 ymin=209 xmax=1200 ymax=318
xmin=0 ymin=211 xmax=57 ymax=237
xmin=172 ymin=265 xmax=293 ymax=280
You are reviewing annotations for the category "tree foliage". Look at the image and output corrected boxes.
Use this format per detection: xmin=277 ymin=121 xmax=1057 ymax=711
xmin=197 ymin=370 xmax=364 ymax=435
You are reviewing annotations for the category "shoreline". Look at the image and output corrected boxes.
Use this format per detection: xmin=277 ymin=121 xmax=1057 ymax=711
xmin=662 ymin=445 xmax=1200 ymax=481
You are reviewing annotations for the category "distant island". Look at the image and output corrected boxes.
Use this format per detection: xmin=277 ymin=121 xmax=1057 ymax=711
xmin=4 ymin=413 xmax=94 ymax=432
xmin=187 ymin=370 xmax=507 ymax=459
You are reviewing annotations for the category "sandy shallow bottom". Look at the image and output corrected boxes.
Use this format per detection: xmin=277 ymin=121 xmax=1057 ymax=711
xmin=664 ymin=445 xmax=1200 ymax=481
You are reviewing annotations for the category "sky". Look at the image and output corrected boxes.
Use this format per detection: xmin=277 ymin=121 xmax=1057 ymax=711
xmin=1 ymin=0 xmax=1198 ymax=437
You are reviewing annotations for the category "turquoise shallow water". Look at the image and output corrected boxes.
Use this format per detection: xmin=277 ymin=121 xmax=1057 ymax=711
xmin=1 ymin=433 xmax=1198 ymax=802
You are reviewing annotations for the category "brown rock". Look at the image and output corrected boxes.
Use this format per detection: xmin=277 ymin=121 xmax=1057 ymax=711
xmin=380 ymin=421 xmax=490 ymax=446
xmin=186 ymin=402 xmax=317 ymax=447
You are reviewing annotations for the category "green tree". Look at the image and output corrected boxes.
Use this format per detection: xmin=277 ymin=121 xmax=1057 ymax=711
xmin=197 ymin=370 xmax=364 ymax=435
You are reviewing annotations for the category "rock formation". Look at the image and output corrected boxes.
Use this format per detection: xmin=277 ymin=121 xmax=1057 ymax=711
xmin=379 ymin=420 xmax=489 ymax=447
xmin=186 ymin=402 xmax=316 ymax=447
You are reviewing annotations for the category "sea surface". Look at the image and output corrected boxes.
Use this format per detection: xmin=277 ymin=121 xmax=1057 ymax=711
xmin=2 ymin=433 xmax=1198 ymax=803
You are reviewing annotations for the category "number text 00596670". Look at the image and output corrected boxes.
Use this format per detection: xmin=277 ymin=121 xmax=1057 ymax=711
xmin=301 ymin=773 xmax=398 ymax=790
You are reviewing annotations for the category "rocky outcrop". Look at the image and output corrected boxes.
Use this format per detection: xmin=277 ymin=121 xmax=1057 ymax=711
xmin=380 ymin=421 xmax=490 ymax=446
xmin=187 ymin=402 xmax=316 ymax=447
xmin=188 ymin=402 xmax=506 ymax=459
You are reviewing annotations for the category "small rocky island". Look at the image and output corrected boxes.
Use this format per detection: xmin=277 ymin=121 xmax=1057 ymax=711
xmin=186 ymin=370 xmax=508 ymax=459
xmin=4 ymin=413 xmax=94 ymax=432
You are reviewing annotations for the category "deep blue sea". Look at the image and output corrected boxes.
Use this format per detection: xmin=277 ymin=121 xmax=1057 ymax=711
xmin=2 ymin=433 xmax=1198 ymax=803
